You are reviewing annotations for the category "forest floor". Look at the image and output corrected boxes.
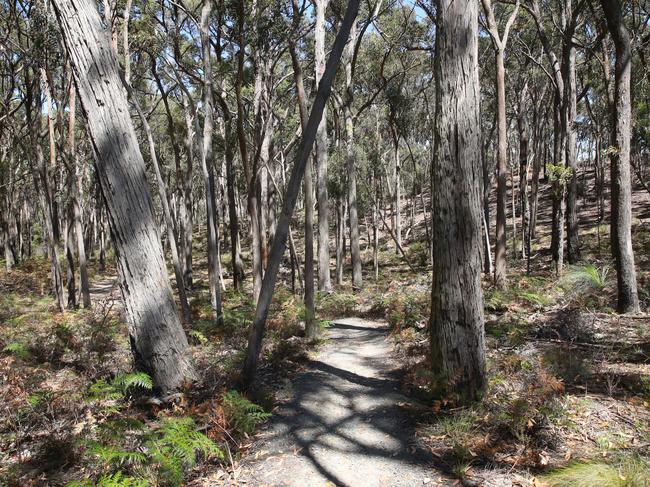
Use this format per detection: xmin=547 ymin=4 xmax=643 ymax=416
xmin=1 ymin=170 xmax=650 ymax=486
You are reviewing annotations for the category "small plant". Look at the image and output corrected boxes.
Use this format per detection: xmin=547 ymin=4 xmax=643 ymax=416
xmin=317 ymin=291 xmax=358 ymax=317
xmin=3 ymin=341 xmax=31 ymax=360
xmin=542 ymin=456 xmax=650 ymax=487
xmin=222 ymin=390 xmax=271 ymax=435
xmin=562 ymin=264 xmax=609 ymax=294
xmin=148 ymin=416 xmax=224 ymax=486
xmin=87 ymin=372 xmax=153 ymax=402
xmin=76 ymin=416 xmax=222 ymax=487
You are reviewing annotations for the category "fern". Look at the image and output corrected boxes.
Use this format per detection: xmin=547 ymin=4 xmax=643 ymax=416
xmin=114 ymin=372 xmax=153 ymax=392
xmin=3 ymin=341 xmax=31 ymax=360
xmin=147 ymin=417 xmax=223 ymax=487
xmin=89 ymin=443 xmax=147 ymax=467
xmin=87 ymin=372 xmax=153 ymax=402
xmin=97 ymin=472 xmax=148 ymax=487
xmin=222 ymin=390 xmax=271 ymax=435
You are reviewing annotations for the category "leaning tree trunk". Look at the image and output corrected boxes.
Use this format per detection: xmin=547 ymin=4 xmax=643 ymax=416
xmin=430 ymin=0 xmax=487 ymax=402
xmin=241 ymin=0 xmax=361 ymax=385
xmin=600 ymin=0 xmax=640 ymax=313
xmin=52 ymin=0 xmax=195 ymax=393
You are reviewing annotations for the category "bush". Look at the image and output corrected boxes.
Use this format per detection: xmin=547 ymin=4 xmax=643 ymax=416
xmin=317 ymin=291 xmax=358 ymax=317
xmin=385 ymin=289 xmax=429 ymax=332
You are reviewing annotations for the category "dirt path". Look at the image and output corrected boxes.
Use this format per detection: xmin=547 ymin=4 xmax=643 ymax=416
xmin=235 ymin=318 xmax=451 ymax=487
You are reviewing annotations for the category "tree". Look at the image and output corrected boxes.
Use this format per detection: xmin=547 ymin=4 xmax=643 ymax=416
xmin=314 ymin=0 xmax=332 ymax=293
xmin=52 ymin=0 xmax=195 ymax=393
xmin=480 ymin=0 xmax=519 ymax=288
xmin=242 ymin=0 xmax=362 ymax=385
xmin=430 ymin=0 xmax=487 ymax=401
xmin=600 ymin=0 xmax=640 ymax=314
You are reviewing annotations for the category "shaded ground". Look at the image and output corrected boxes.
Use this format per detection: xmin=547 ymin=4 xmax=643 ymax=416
xmin=231 ymin=318 xmax=451 ymax=487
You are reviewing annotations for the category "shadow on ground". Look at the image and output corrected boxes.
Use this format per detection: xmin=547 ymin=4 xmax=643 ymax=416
xmin=237 ymin=318 xmax=453 ymax=487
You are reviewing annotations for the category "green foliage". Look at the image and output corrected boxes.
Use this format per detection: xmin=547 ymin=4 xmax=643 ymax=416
xmin=562 ymin=264 xmax=609 ymax=292
xmin=77 ymin=416 xmax=222 ymax=487
xmin=548 ymin=164 xmax=574 ymax=193
xmin=385 ymin=289 xmax=429 ymax=331
xmin=89 ymin=444 xmax=147 ymax=467
xmin=542 ymin=457 xmax=650 ymax=487
xmin=188 ymin=330 xmax=208 ymax=345
xmin=222 ymin=391 xmax=271 ymax=435
xmin=97 ymin=472 xmax=149 ymax=487
xmin=147 ymin=417 xmax=223 ymax=486
xmin=87 ymin=372 xmax=153 ymax=402
xmin=559 ymin=264 xmax=610 ymax=307
xmin=317 ymin=291 xmax=358 ymax=317
xmin=3 ymin=341 xmax=31 ymax=360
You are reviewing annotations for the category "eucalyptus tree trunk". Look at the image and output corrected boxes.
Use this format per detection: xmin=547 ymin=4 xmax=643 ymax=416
xmin=430 ymin=0 xmax=486 ymax=402
xmin=200 ymin=0 xmax=224 ymax=325
xmin=600 ymin=0 xmax=640 ymax=314
xmin=34 ymin=70 xmax=65 ymax=312
xmin=481 ymin=0 xmax=518 ymax=288
xmin=336 ymin=194 xmax=345 ymax=286
xmin=315 ymin=0 xmax=332 ymax=292
xmin=343 ymin=20 xmax=362 ymax=290
xmin=517 ymin=83 xmax=530 ymax=261
xmin=67 ymin=81 xmax=91 ymax=307
xmin=122 ymin=78 xmax=193 ymax=325
xmin=242 ymin=0 xmax=361 ymax=384
xmin=52 ymin=0 xmax=195 ymax=392
xmin=289 ymin=30 xmax=316 ymax=338
xmin=562 ymin=7 xmax=580 ymax=263
xmin=393 ymin=131 xmax=401 ymax=254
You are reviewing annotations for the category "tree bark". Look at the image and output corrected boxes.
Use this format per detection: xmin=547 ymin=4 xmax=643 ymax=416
xmin=430 ymin=0 xmax=486 ymax=402
xmin=315 ymin=0 xmax=332 ymax=292
xmin=600 ymin=0 xmax=640 ymax=313
xmin=52 ymin=0 xmax=195 ymax=393
xmin=200 ymin=0 xmax=224 ymax=325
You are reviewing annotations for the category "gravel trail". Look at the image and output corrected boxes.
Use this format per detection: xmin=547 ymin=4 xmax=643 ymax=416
xmin=236 ymin=317 xmax=452 ymax=487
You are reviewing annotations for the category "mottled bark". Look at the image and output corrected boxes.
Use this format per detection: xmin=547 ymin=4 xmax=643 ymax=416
xmin=314 ymin=0 xmax=332 ymax=292
xmin=430 ymin=0 xmax=486 ymax=401
xmin=600 ymin=0 xmax=640 ymax=313
xmin=52 ymin=0 xmax=195 ymax=393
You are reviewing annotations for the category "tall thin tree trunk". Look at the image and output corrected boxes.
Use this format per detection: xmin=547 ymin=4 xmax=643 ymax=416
xmin=315 ymin=0 xmax=332 ymax=292
xmin=601 ymin=0 xmax=640 ymax=313
xmin=68 ymin=78 xmax=91 ymax=307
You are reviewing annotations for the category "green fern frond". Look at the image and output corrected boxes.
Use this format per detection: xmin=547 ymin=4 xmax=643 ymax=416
xmin=113 ymin=372 xmax=153 ymax=393
xmin=96 ymin=472 xmax=148 ymax=487
xmin=3 ymin=342 xmax=31 ymax=360
xmin=222 ymin=390 xmax=271 ymax=435
xmin=89 ymin=443 xmax=147 ymax=467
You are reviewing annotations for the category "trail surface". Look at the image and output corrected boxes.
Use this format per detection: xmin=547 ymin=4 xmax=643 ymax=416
xmin=236 ymin=318 xmax=450 ymax=487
